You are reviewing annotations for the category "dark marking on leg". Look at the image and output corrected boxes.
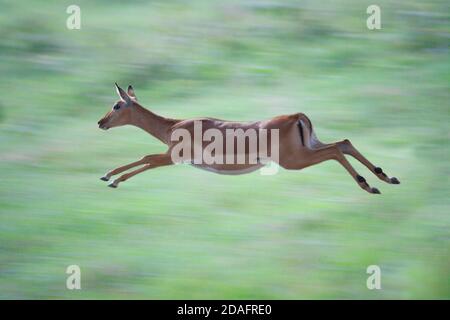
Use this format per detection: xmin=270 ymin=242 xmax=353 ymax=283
xmin=297 ymin=120 xmax=305 ymax=146
xmin=356 ymin=175 xmax=366 ymax=183
xmin=375 ymin=166 xmax=388 ymax=178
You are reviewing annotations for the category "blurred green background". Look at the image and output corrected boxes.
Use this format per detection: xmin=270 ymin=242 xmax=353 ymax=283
xmin=0 ymin=0 xmax=448 ymax=299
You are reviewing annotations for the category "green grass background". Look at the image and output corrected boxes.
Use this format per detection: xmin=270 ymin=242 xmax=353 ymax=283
xmin=0 ymin=0 xmax=448 ymax=299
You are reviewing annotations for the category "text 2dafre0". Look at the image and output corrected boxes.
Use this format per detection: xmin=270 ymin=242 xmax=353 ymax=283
xmin=177 ymin=304 xmax=272 ymax=317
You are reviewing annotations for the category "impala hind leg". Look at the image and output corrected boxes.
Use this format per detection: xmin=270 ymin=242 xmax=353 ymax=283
xmin=284 ymin=146 xmax=381 ymax=194
xmin=335 ymin=139 xmax=400 ymax=184
xmin=108 ymin=154 xmax=173 ymax=188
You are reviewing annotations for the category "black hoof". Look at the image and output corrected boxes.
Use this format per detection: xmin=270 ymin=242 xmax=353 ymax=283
xmin=374 ymin=167 xmax=383 ymax=174
xmin=100 ymin=176 xmax=109 ymax=181
xmin=390 ymin=177 xmax=400 ymax=184
xmin=108 ymin=183 xmax=117 ymax=188
xmin=371 ymin=188 xmax=381 ymax=194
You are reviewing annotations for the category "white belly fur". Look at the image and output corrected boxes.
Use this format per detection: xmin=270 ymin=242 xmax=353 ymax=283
xmin=190 ymin=164 xmax=264 ymax=175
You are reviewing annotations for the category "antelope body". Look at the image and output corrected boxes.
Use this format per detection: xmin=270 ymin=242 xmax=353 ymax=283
xmin=97 ymin=84 xmax=399 ymax=193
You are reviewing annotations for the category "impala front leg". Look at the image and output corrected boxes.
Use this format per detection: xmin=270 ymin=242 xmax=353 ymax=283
xmin=101 ymin=155 xmax=156 ymax=182
xmin=100 ymin=157 xmax=149 ymax=182
xmin=108 ymin=154 xmax=173 ymax=188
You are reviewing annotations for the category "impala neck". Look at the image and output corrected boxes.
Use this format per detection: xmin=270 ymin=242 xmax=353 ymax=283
xmin=130 ymin=103 xmax=177 ymax=144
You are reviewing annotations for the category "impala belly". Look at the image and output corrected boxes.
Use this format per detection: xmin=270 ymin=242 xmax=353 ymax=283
xmin=191 ymin=163 xmax=264 ymax=175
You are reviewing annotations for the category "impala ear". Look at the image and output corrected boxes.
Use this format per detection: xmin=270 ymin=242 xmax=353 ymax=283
xmin=115 ymin=82 xmax=131 ymax=105
xmin=127 ymin=85 xmax=137 ymax=100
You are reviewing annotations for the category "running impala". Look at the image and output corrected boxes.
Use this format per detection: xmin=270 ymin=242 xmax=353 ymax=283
xmin=97 ymin=83 xmax=400 ymax=193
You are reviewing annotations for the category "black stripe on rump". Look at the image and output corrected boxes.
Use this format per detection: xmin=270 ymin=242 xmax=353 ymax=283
xmin=297 ymin=120 xmax=305 ymax=146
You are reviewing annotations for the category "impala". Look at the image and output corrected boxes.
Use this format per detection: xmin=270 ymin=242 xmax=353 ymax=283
xmin=97 ymin=83 xmax=400 ymax=193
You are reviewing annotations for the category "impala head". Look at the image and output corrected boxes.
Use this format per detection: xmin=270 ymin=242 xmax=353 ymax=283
xmin=98 ymin=83 xmax=138 ymax=130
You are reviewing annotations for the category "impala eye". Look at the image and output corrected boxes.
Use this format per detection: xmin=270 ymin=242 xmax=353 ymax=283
xmin=113 ymin=104 xmax=120 ymax=110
